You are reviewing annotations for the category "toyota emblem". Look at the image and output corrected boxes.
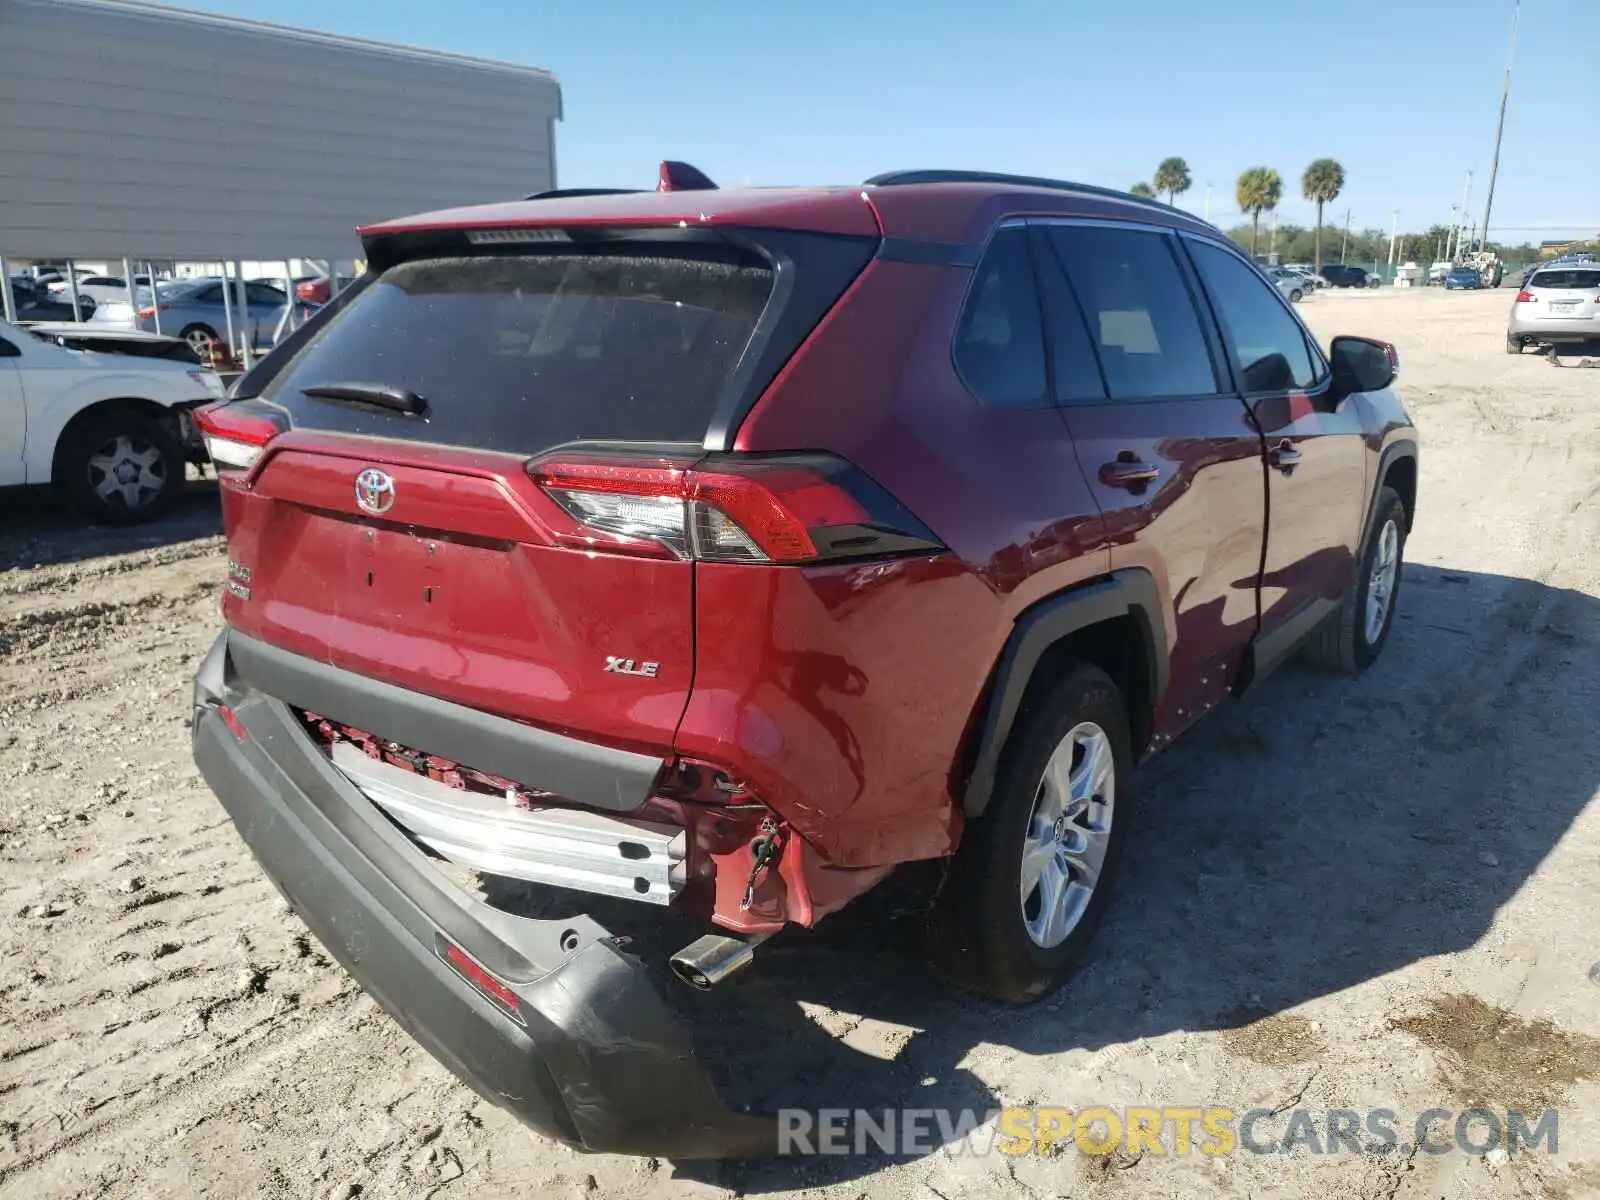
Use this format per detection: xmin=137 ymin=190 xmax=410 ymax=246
xmin=354 ymin=468 xmax=396 ymax=515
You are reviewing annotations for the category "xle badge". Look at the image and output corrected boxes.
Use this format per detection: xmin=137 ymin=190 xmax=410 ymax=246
xmin=604 ymin=657 xmax=660 ymax=678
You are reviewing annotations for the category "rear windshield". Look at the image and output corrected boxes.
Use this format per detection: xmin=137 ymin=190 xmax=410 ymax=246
xmin=1529 ymin=269 xmax=1600 ymax=290
xmin=259 ymin=248 xmax=774 ymax=451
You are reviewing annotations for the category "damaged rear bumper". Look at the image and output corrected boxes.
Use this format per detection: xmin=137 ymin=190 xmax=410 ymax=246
xmin=191 ymin=632 xmax=775 ymax=1158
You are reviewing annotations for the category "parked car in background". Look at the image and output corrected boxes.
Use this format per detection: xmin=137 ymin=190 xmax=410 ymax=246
xmin=190 ymin=164 xmax=1419 ymax=1156
xmin=1263 ymin=266 xmax=1309 ymax=302
xmin=1321 ymin=264 xmax=1380 ymax=288
xmin=101 ymin=279 xmax=319 ymax=355
xmin=10 ymin=280 xmax=96 ymax=323
xmin=45 ymin=274 xmax=153 ymax=306
xmin=296 ymin=274 xmax=358 ymax=304
xmin=0 ymin=318 xmax=223 ymax=522
xmin=1507 ymin=264 xmax=1600 ymax=353
xmin=1444 ymin=266 xmax=1483 ymax=290
xmin=1283 ymin=264 xmax=1327 ymax=288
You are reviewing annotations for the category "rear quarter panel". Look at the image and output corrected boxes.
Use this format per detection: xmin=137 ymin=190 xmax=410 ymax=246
xmin=716 ymin=258 xmax=1108 ymax=865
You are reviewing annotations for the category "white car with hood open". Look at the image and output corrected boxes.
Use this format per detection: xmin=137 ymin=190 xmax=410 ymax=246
xmin=0 ymin=319 xmax=224 ymax=523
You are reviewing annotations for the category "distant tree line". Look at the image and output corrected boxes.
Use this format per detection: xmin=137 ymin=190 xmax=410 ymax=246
xmin=1125 ymin=156 xmax=1550 ymax=267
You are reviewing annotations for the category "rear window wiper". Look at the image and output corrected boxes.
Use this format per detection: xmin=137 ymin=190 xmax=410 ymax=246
xmin=300 ymin=382 xmax=429 ymax=417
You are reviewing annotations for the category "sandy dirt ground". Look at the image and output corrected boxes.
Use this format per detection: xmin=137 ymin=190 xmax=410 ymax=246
xmin=2 ymin=286 xmax=1599 ymax=1200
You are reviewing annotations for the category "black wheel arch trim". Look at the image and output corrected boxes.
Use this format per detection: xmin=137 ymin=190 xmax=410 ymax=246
xmin=962 ymin=570 xmax=1167 ymax=818
xmin=1368 ymin=438 xmax=1418 ymax=534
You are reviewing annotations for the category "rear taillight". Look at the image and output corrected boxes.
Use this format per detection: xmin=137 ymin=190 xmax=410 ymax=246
xmin=137 ymin=305 xmax=168 ymax=318
xmin=1515 ymin=290 xmax=1534 ymax=303
xmin=528 ymin=453 xmax=944 ymax=565
xmin=193 ymin=401 xmax=285 ymax=471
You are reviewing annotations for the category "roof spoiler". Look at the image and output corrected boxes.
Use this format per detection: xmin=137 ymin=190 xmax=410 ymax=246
xmin=657 ymin=161 xmax=718 ymax=192
xmin=520 ymin=163 xmax=717 ymax=201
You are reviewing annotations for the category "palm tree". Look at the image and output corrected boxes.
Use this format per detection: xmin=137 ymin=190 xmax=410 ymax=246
xmin=1236 ymin=167 xmax=1284 ymax=256
xmin=1154 ymin=157 xmax=1192 ymax=207
xmin=1129 ymin=182 xmax=1156 ymax=198
xmin=1301 ymin=158 xmax=1346 ymax=272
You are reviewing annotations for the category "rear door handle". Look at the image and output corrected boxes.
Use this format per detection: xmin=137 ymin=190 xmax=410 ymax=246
xmin=1099 ymin=460 xmax=1161 ymax=488
xmin=1270 ymin=440 xmax=1302 ymax=472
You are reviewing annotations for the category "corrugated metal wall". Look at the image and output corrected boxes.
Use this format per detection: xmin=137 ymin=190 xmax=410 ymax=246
xmin=0 ymin=0 xmax=561 ymax=260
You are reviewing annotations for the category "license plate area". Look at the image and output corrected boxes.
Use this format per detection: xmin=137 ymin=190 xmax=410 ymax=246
xmin=351 ymin=523 xmax=454 ymax=630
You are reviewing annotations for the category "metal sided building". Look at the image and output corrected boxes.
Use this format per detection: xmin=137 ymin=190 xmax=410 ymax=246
xmin=0 ymin=0 xmax=562 ymax=263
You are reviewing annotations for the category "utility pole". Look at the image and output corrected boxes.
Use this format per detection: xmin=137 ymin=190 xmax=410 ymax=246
xmin=1387 ymin=210 xmax=1399 ymax=266
xmin=1481 ymin=0 xmax=1520 ymax=250
xmin=1457 ymin=171 xmax=1473 ymax=260
xmin=1269 ymin=210 xmax=1279 ymax=262
xmin=1339 ymin=209 xmax=1352 ymax=264
xmin=1203 ymin=182 xmax=1213 ymax=223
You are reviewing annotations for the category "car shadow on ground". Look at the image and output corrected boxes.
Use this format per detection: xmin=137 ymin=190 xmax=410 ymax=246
xmin=489 ymin=563 xmax=1600 ymax=1190
xmin=0 ymin=476 xmax=222 ymax=571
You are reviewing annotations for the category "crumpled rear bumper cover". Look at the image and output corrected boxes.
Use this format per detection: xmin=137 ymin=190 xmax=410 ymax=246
xmin=191 ymin=632 xmax=775 ymax=1158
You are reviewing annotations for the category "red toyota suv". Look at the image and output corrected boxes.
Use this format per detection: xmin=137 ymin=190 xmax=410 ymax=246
xmin=192 ymin=165 xmax=1418 ymax=1157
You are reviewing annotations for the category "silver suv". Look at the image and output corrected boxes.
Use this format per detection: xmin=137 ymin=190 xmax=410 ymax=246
xmin=1507 ymin=265 xmax=1600 ymax=353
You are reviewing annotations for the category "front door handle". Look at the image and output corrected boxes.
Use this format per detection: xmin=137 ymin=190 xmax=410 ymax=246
xmin=1099 ymin=460 xmax=1161 ymax=488
xmin=1270 ymin=440 xmax=1302 ymax=472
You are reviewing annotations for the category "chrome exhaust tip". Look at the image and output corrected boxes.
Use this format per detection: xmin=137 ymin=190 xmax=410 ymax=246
xmin=669 ymin=932 xmax=773 ymax=990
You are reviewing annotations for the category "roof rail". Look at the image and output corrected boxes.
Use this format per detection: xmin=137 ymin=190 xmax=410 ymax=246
xmin=522 ymin=187 xmax=643 ymax=201
xmin=862 ymin=169 xmax=1199 ymax=222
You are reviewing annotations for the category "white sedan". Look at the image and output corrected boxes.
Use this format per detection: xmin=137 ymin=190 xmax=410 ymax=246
xmin=45 ymin=273 xmax=154 ymax=308
xmin=0 ymin=319 xmax=223 ymax=523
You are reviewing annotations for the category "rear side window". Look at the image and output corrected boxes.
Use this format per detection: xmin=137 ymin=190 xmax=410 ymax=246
xmin=1043 ymin=226 xmax=1219 ymax=400
xmin=953 ymin=227 xmax=1048 ymax=408
xmin=259 ymin=249 xmax=774 ymax=451
xmin=1530 ymin=269 xmax=1600 ymax=289
xmin=1029 ymin=230 xmax=1108 ymax=404
xmin=1187 ymin=240 xmax=1318 ymax=392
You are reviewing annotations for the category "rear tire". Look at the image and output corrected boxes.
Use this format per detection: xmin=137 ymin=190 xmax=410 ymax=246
xmin=55 ymin=409 xmax=184 ymax=526
xmin=1303 ymin=487 xmax=1406 ymax=674
xmin=180 ymin=324 xmax=219 ymax=357
xmin=926 ymin=664 xmax=1133 ymax=1003
xmin=1505 ymin=334 xmax=1523 ymax=355
xmin=1290 ymin=288 xmax=1303 ymax=303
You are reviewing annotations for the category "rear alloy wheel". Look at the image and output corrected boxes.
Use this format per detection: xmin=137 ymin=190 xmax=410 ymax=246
xmin=1019 ymin=722 xmax=1115 ymax=950
xmin=927 ymin=664 xmax=1133 ymax=1003
xmin=57 ymin=410 xmax=184 ymax=525
xmin=1289 ymin=288 xmax=1303 ymax=303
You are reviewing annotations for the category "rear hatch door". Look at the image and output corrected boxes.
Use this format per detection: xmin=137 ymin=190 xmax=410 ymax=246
xmin=1528 ymin=267 xmax=1600 ymax=321
xmin=220 ymin=231 xmax=873 ymax=759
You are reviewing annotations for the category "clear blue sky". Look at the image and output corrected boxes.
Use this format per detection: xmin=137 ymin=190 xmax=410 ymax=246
xmin=193 ymin=0 xmax=1594 ymax=242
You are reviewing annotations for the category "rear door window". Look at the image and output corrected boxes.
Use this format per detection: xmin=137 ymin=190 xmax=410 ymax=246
xmin=258 ymin=248 xmax=775 ymax=451
xmin=1028 ymin=228 xmax=1108 ymax=404
xmin=1042 ymin=225 xmax=1220 ymax=400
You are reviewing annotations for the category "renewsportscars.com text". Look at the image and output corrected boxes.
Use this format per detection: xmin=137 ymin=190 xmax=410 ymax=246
xmin=777 ymin=1106 xmax=1559 ymax=1157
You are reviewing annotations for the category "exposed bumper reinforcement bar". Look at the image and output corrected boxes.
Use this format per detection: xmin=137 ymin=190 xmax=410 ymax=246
xmin=192 ymin=630 xmax=775 ymax=1158
xmin=330 ymin=743 xmax=689 ymax=905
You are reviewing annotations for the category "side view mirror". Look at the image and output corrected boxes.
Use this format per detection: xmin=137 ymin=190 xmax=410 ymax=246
xmin=1329 ymin=335 xmax=1398 ymax=397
